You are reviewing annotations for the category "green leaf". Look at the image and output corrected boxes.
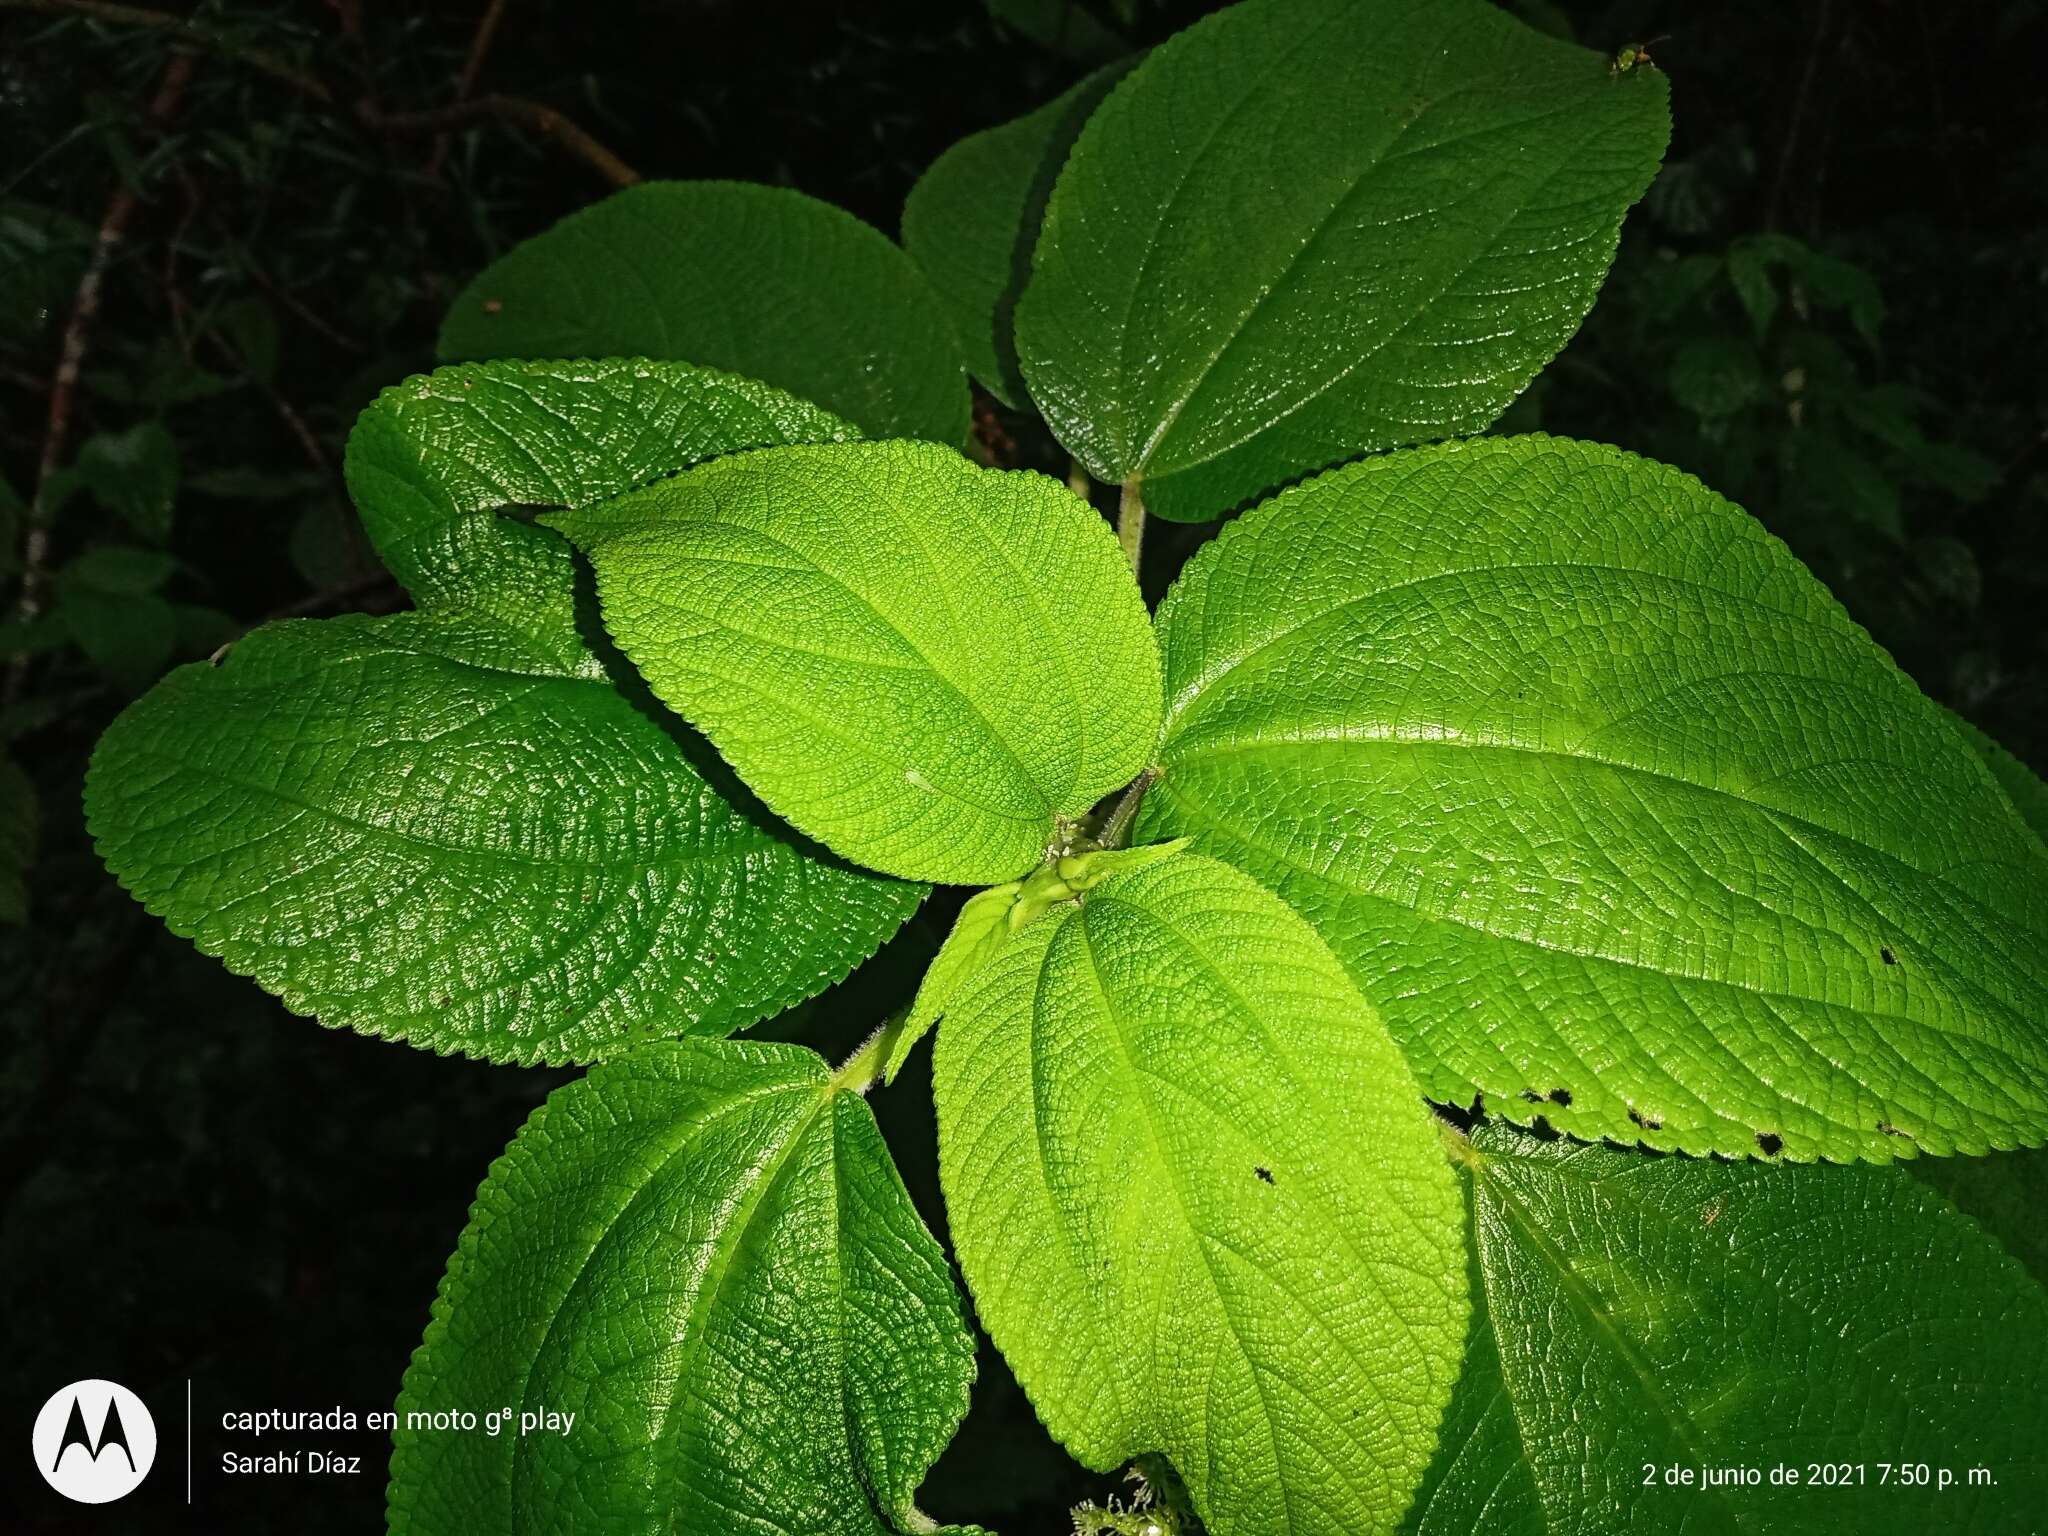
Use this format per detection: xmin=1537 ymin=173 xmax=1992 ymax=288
xmin=885 ymin=838 xmax=1189 ymax=1083
xmin=1015 ymin=0 xmax=1670 ymax=520
xmin=59 ymin=588 xmax=177 ymax=688
xmin=439 ymin=181 xmax=969 ymax=446
xmin=890 ymin=881 xmax=1022 ymax=1083
xmin=1908 ymin=1144 xmax=2048 ymax=1289
xmin=62 ymin=543 xmax=175 ymax=595
xmin=902 ymin=62 xmax=1135 ymax=408
xmin=390 ymin=1039 xmax=984 ymax=1536
xmin=1402 ymin=1122 xmax=2048 ymax=1534
xmin=983 ymin=0 xmax=1128 ymax=64
xmin=1668 ymin=336 xmax=1764 ymax=419
xmin=73 ymin=422 xmax=179 ymax=542
xmin=933 ymin=850 xmax=1467 ymax=1536
xmin=87 ymin=360 xmax=921 ymax=1064
xmin=1725 ymin=236 xmax=1781 ymax=338
xmin=1949 ymin=711 xmax=2048 ymax=846
xmin=546 ymin=440 xmax=1161 ymax=885
xmin=1143 ymin=435 xmax=2048 ymax=1161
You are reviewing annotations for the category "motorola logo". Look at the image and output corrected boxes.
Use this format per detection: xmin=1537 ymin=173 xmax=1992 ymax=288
xmin=32 ymin=1379 xmax=157 ymax=1504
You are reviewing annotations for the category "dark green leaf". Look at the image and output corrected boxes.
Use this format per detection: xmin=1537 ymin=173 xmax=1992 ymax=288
xmin=1402 ymin=1123 xmax=2048 ymax=1534
xmin=439 ymin=181 xmax=969 ymax=445
xmin=902 ymin=62 xmax=1135 ymax=407
xmin=88 ymin=360 xmax=921 ymax=1064
xmin=390 ymin=1039 xmax=985 ymax=1536
xmin=1017 ymin=0 xmax=1670 ymax=519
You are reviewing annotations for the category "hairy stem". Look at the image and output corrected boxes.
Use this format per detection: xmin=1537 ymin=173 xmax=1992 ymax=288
xmin=1096 ymin=766 xmax=1161 ymax=851
xmin=831 ymin=1007 xmax=910 ymax=1096
xmin=1117 ymin=478 xmax=1146 ymax=582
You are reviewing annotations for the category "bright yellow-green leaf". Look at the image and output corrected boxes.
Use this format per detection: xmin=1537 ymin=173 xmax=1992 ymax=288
xmin=1144 ymin=435 xmax=2048 ymax=1160
xmin=547 ymin=440 xmax=1161 ymax=885
xmin=934 ymin=850 xmax=1467 ymax=1536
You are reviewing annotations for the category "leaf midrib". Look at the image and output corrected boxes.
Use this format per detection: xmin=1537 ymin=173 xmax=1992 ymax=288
xmin=1159 ymin=730 xmax=2048 ymax=1029
xmin=1470 ymin=1157 xmax=1756 ymax=1535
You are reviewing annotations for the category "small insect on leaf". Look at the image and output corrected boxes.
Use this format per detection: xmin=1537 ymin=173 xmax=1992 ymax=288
xmin=1610 ymin=35 xmax=1668 ymax=76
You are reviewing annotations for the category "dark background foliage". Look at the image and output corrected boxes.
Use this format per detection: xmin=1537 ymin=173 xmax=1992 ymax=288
xmin=3 ymin=0 xmax=2044 ymax=1530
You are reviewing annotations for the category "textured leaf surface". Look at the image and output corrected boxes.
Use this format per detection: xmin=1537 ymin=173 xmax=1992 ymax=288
xmin=1951 ymin=711 xmax=2048 ymax=845
xmin=389 ymin=1039 xmax=983 ymax=1536
xmin=1016 ymin=0 xmax=1669 ymax=520
xmin=440 ymin=181 xmax=968 ymax=445
xmin=87 ymin=361 xmax=920 ymax=1063
xmin=885 ymin=838 xmax=1188 ymax=1082
xmin=934 ymin=851 xmax=1467 ymax=1536
xmin=902 ymin=62 xmax=1133 ymax=407
xmin=1143 ymin=435 xmax=2048 ymax=1160
xmin=1401 ymin=1122 xmax=2048 ymax=1535
xmin=1910 ymin=1144 xmax=2048 ymax=1288
xmin=548 ymin=440 xmax=1160 ymax=885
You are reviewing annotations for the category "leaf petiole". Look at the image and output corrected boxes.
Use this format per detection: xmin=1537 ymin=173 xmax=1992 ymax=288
xmin=832 ymin=1006 xmax=911 ymax=1096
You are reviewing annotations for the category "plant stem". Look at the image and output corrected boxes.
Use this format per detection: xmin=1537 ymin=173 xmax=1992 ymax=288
xmin=3 ymin=0 xmax=332 ymax=101
xmin=366 ymin=96 xmax=642 ymax=189
xmin=831 ymin=1007 xmax=910 ymax=1096
xmin=1117 ymin=478 xmax=1146 ymax=582
xmin=1096 ymin=766 xmax=1161 ymax=850
xmin=4 ymin=47 xmax=194 ymax=706
xmin=3 ymin=0 xmax=642 ymax=188
xmin=1068 ymin=458 xmax=1094 ymax=502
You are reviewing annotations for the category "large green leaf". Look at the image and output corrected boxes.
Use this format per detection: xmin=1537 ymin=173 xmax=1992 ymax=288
xmin=546 ymin=440 xmax=1160 ymax=885
xmin=1909 ymin=1144 xmax=2048 ymax=1289
xmin=1015 ymin=0 xmax=1670 ymax=521
xmin=87 ymin=360 xmax=920 ymax=1064
xmin=1950 ymin=711 xmax=2048 ymax=845
xmin=933 ymin=849 xmax=1467 ymax=1536
xmin=389 ymin=1039 xmax=984 ymax=1536
xmin=1402 ymin=1122 xmax=2048 ymax=1534
xmin=902 ymin=62 xmax=1135 ymax=408
xmin=440 ymin=181 xmax=969 ymax=446
xmin=1142 ymin=435 xmax=2048 ymax=1160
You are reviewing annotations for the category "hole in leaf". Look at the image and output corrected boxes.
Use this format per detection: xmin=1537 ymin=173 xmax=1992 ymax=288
xmin=1755 ymin=1131 xmax=1784 ymax=1156
xmin=1881 ymin=946 xmax=1898 ymax=966
xmin=1627 ymin=1106 xmax=1664 ymax=1131
xmin=1254 ymin=1166 xmax=1274 ymax=1185
xmin=1520 ymin=1089 xmax=1545 ymax=1104
xmin=1547 ymin=1088 xmax=1573 ymax=1107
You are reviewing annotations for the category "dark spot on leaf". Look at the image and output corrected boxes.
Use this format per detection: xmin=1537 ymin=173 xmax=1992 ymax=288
xmin=1879 ymin=1121 xmax=1912 ymax=1138
xmin=435 ymin=996 xmax=450 ymax=1008
xmin=1881 ymin=946 xmax=1898 ymax=966
xmin=1627 ymin=1106 xmax=1664 ymax=1131
xmin=1547 ymin=1088 xmax=1573 ymax=1107
xmin=1255 ymin=1166 xmax=1274 ymax=1185
xmin=1755 ymin=1131 xmax=1783 ymax=1156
